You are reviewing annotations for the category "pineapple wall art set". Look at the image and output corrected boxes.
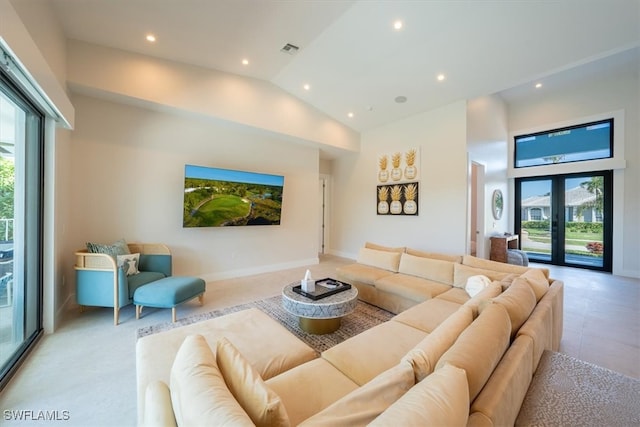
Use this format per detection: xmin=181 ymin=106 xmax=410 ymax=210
xmin=377 ymin=148 xmax=419 ymax=184
xmin=377 ymin=148 xmax=420 ymax=216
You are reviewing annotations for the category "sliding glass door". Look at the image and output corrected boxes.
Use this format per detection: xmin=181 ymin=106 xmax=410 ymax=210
xmin=516 ymin=171 xmax=612 ymax=271
xmin=0 ymin=73 xmax=44 ymax=389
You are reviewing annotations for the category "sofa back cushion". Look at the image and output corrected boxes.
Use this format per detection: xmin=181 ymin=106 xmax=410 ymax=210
xmin=169 ymin=335 xmax=253 ymax=426
xmin=216 ymin=338 xmax=290 ymax=427
xmin=369 ymin=364 xmax=469 ymax=427
xmin=436 ymin=303 xmax=511 ymax=401
xmin=357 ymin=247 xmax=402 ymax=272
xmin=365 ymin=242 xmax=405 ymax=253
xmin=405 ymin=248 xmax=463 ymax=263
xmin=398 ymin=253 xmax=455 ymax=285
xmin=402 ymin=305 xmax=474 ymax=381
xmin=520 ymin=268 xmax=550 ymax=301
xmin=462 ymin=255 xmax=549 ymax=278
xmin=297 ymin=361 xmax=415 ymax=427
xmin=493 ymin=277 xmax=537 ymax=338
xmin=453 ymin=263 xmax=511 ymax=288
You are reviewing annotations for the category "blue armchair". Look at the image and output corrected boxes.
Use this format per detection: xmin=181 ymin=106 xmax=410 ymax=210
xmin=75 ymin=243 xmax=172 ymax=325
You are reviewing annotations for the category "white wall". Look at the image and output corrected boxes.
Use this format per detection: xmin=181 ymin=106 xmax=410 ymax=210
xmin=68 ymin=95 xmax=321 ymax=286
xmin=506 ymin=65 xmax=640 ymax=278
xmin=331 ymin=101 xmax=468 ymax=259
xmin=467 ymin=95 xmax=509 ymax=257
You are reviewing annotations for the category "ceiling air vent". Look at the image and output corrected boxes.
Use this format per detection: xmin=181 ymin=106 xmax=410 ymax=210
xmin=280 ymin=43 xmax=300 ymax=55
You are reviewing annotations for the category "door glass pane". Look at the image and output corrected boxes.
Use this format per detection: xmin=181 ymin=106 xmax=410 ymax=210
xmin=0 ymin=79 xmax=42 ymax=386
xmin=520 ymin=180 xmax=552 ymax=261
xmin=564 ymin=176 xmax=604 ymax=268
xmin=0 ymin=92 xmax=20 ymax=370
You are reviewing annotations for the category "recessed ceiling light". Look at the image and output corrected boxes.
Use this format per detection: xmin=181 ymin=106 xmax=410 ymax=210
xmin=348 ymin=112 xmax=354 ymax=118
xmin=535 ymin=83 xmax=543 ymax=88
xmin=393 ymin=20 xmax=403 ymax=30
xmin=146 ymin=34 xmax=156 ymax=43
xmin=303 ymin=84 xmax=310 ymax=91
xmin=242 ymin=59 xmax=249 ymax=66
xmin=437 ymin=74 xmax=446 ymax=81
xmin=394 ymin=96 xmax=407 ymax=103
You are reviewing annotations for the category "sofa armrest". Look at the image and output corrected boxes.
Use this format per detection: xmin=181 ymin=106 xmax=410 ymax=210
xmin=143 ymin=381 xmax=177 ymax=427
xmin=75 ymin=250 xmax=128 ymax=325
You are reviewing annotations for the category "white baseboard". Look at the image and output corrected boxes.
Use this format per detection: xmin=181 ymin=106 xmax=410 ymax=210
xmin=614 ymin=268 xmax=640 ymax=279
xmin=327 ymin=249 xmax=356 ymax=260
xmin=201 ymin=257 xmax=320 ymax=282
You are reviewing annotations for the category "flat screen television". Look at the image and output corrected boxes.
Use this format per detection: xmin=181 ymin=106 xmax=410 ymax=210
xmin=183 ymin=164 xmax=284 ymax=227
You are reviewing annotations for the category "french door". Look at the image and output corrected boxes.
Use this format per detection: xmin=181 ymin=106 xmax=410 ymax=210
xmin=515 ymin=171 xmax=612 ymax=272
xmin=0 ymin=72 xmax=44 ymax=389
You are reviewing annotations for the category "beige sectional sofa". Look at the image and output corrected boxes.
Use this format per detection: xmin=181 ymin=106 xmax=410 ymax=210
xmin=137 ymin=242 xmax=563 ymax=426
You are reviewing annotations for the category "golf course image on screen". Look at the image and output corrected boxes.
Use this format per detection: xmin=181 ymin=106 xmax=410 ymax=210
xmin=183 ymin=164 xmax=284 ymax=227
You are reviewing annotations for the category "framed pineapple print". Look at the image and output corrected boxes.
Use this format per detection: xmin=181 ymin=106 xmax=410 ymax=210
xmin=377 ymin=148 xmax=420 ymax=184
xmin=377 ymin=182 xmax=419 ymax=215
xmin=377 ymin=148 xmax=420 ymax=215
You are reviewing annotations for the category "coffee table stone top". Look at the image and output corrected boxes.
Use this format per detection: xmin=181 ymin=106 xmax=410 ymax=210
xmin=282 ymin=282 xmax=358 ymax=319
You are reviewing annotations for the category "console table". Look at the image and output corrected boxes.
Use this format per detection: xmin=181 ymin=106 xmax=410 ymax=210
xmin=490 ymin=235 xmax=519 ymax=263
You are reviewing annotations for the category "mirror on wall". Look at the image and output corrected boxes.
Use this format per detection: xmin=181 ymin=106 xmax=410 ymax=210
xmin=492 ymin=189 xmax=503 ymax=220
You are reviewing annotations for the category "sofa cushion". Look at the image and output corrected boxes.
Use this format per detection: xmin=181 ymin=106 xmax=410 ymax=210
xmin=216 ymin=338 xmax=290 ymax=427
xmin=117 ymin=253 xmax=140 ymax=276
xmin=336 ymin=263 xmax=395 ymax=286
xmin=86 ymin=238 xmax=131 ymax=258
xmin=144 ymin=381 xmax=177 ymax=427
xmin=374 ymin=273 xmax=451 ymax=303
xmin=471 ymin=335 xmax=534 ymax=427
xmin=463 ymin=282 xmax=504 ymax=317
xmin=402 ymin=305 xmax=474 ymax=381
xmin=357 ymin=247 xmax=402 ymax=272
xmin=298 ymin=361 xmax=415 ymax=427
xmin=365 ymin=242 xmax=405 ymax=253
xmin=398 ymin=253 xmax=455 ymax=285
xmin=405 ymin=248 xmax=463 ymax=263
xmin=453 ymin=263 xmax=511 ymax=288
xmin=136 ymin=308 xmax=317 ymax=422
xmin=520 ymin=268 xmax=550 ymax=301
xmin=436 ymin=303 xmax=511 ymax=401
xmin=321 ymin=321 xmax=427 ymax=386
xmin=462 ymin=255 xmax=549 ymax=278
xmin=169 ymin=335 xmax=253 ymax=426
xmin=265 ymin=358 xmax=358 ymax=427
xmin=391 ymin=298 xmax=462 ymax=333
xmin=369 ymin=364 xmax=469 ymax=427
xmin=493 ymin=277 xmax=537 ymax=337
xmin=127 ymin=271 xmax=167 ymax=298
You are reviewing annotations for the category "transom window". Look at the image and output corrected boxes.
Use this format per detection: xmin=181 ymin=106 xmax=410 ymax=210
xmin=514 ymin=119 xmax=613 ymax=168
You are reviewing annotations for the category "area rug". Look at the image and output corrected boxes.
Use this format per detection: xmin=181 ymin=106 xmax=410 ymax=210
xmin=136 ymin=295 xmax=395 ymax=353
xmin=515 ymin=350 xmax=640 ymax=426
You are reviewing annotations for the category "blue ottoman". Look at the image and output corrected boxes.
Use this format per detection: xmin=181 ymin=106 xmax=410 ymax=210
xmin=134 ymin=276 xmax=206 ymax=322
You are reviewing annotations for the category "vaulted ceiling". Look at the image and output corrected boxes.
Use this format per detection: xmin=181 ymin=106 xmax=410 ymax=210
xmin=50 ymin=0 xmax=639 ymax=133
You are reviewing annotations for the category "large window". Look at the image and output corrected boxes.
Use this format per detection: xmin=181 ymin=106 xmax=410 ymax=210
xmin=514 ymin=119 xmax=613 ymax=168
xmin=0 ymin=71 xmax=44 ymax=390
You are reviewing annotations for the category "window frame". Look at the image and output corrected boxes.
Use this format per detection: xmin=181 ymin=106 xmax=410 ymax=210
xmin=513 ymin=118 xmax=613 ymax=169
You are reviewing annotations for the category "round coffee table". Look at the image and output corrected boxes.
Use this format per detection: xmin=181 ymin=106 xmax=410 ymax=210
xmin=282 ymin=282 xmax=358 ymax=334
